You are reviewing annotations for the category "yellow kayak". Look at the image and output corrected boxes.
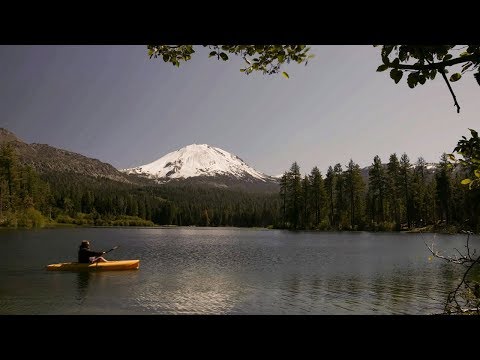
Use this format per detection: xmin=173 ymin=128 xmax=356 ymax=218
xmin=46 ymin=260 xmax=140 ymax=271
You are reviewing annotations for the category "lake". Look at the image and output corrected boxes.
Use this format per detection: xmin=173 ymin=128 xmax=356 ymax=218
xmin=0 ymin=227 xmax=476 ymax=314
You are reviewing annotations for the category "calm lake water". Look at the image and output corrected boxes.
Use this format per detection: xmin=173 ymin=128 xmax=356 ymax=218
xmin=1 ymin=227 xmax=477 ymax=315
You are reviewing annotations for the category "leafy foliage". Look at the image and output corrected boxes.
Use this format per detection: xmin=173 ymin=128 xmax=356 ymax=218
xmin=147 ymin=45 xmax=314 ymax=77
xmin=148 ymin=45 xmax=480 ymax=85
xmin=376 ymin=45 xmax=480 ymax=88
xmin=450 ymin=129 xmax=480 ymax=190
xmin=148 ymin=45 xmax=480 ymax=113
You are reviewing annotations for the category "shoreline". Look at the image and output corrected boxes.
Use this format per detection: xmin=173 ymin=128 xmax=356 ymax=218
xmin=0 ymin=223 xmax=468 ymax=235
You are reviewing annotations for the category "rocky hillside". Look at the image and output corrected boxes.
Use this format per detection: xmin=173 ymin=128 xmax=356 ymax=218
xmin=0 ymin=128 xmax=136 ymax=184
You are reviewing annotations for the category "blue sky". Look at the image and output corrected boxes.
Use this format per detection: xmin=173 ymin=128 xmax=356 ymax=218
xmin=0 ymin=45 xmax=478 ymax=176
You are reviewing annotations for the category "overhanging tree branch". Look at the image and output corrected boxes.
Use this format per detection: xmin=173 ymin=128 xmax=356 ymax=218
xmin=439 ymin=68 xmax=461 ymax=113
xmin=387 ymin=54 xmax=479 ymax=71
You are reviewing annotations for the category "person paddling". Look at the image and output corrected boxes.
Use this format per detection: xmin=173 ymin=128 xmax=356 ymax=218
xmin=78 ymin=240 xmax=108 ymax=263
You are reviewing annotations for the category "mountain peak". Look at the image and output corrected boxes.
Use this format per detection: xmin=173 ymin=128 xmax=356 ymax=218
xmin=121 ymin=144 xmax=272 ymax=183
xmin=0 ymin=128 xmax=24 ymax=144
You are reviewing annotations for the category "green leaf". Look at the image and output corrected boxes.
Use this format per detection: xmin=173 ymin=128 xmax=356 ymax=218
xmin=209 ymin=51 xmax=217 ymax=58
xmin=461 ymin=179 xmax=472 ymax=185
xmin=475 ymin=170 xmax=480 ymax=178
xmin=449 ymin=73 xmax=461 ymax=82
xmin=447 ymin=154 xmax=455 ymax=161
xmin=390 ymin=69 xmax=403 ymax=84
xmin=376 ymin=64 xmax=389 ymax=72
xmin=219 ymin=52 xmax=228 ymax=61
xmin=282 ymin=72 xmax=289 ymax=79
xmin=162 ymin=54 xmax=170 ymax=62
xmin=383 ymin=46 xmax=394 ymax=57
xmin=460 ymin=51 xmax=470 ymax=57
xmin=407 ymin=72 xmax=418 ymax=88
xmin=148 ymin=48 xmax=154 ymax=57
xmin=443 ymin=54 xmax=453 ymax=60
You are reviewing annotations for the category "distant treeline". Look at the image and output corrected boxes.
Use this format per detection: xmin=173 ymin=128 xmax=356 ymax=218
xmin=1 ymin=142 xmax=478 ymax=232
xmin=279 ymin=153 xmax=480 ymax=232
xmin=0 ymin=144 xmax=49 ymax=227
xmin=0 ymin=143 xmax=280 ymax=228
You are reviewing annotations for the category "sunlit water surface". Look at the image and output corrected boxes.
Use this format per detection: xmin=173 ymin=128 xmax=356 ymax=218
xmin=1 ymin=227 xmax=476 ymax=314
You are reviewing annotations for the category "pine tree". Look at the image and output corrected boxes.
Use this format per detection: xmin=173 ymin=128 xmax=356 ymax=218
xmin=287 ymin=162 xmax=302 ymax=229
xmin=301 ymin=174 xmax=310 ymax=228
xmin=411 ymin=157 xmax=427 ymax=227
xmin=368 ymin=155 xmax=386 ymax=225
xmin=436 ymin=153 xmax=452 ymax=224
xmin=387 ymin=153 xmax=402 ymax=230
xmin=309 ymin=166 xmax=326 ymax=228
xmin=345 ymin=159 xmax=365 ymax=229
xmin=334 ymin=163 xmax=346 ymax=229
xmin=279 ymin=172 xmax=289 ymax=228
xmin=324 ymin=166 xmax=336 ymax=227
xmin=399 ymin=153 xmax=413 ymax=228
xmin=0 ymin=144 xmax=19 ymax=204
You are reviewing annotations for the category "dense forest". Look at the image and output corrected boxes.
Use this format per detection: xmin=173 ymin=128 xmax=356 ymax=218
xmin=1 ymin=142 xmax=478 ymax=232
xmin=0 ymin=143 xmax=280 ymax=228
xmin=279 ymin=153 xmax=480 ymax=232
xmin=0 ymin=144 xmax=50 ymax=227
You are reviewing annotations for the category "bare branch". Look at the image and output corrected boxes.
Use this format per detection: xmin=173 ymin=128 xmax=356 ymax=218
xmin=461 ymin=308 xmax=480 ymax=314
xmin=445 ymin=254 xmax=480 ymax=313
xmin=425 ymin=230 xmax=480 ymax=314
xmin=466 ymin=232 xmax=471 ymax=259
xmin=425 ymin=241 xmax=472 ymax=266
xmin=453 ymin=248 xmax=466 ymax=260
xmin=439 ymin=68 xmax=461 ymax=113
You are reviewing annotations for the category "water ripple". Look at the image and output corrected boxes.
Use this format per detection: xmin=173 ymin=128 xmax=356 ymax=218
xmin=0 ymin=228 xmax=476 ymax=314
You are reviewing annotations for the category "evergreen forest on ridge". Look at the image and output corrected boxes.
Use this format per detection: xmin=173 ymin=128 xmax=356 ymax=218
xmin=1 ymin=142 xmax=478 ymax=232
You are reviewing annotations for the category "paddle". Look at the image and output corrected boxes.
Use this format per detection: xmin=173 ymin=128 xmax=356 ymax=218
xmin=103 ymin=245 xmax=119 ymax=255
xmin=92 ymin=246 xmax=119 ymax=263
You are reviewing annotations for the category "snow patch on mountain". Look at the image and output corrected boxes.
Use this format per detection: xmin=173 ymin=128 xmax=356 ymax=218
xmin=121 ymin=144 xmax=272 ymax=182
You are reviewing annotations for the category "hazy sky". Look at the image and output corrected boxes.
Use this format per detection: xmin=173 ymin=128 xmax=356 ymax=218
xmin=0 ymin=45 xmax=478 ymax=176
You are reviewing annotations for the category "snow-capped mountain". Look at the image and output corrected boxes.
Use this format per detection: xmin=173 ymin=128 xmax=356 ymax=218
xmin=121 ymin=144 xmax=275 ymax=184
